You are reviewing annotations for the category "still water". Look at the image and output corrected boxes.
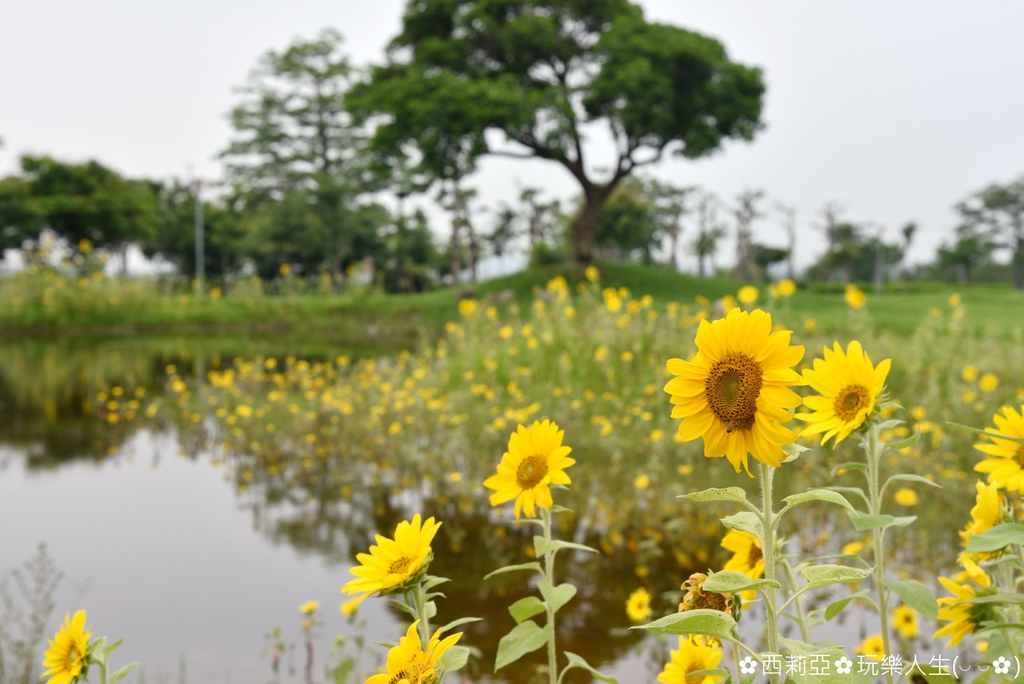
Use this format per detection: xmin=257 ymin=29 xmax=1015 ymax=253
xmin=0 ymin=336 xmax=971 ymax=683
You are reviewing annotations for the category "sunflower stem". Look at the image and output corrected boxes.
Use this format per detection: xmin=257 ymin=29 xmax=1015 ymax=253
xmin=758 ymin=462 xmax=781 ymax=684
xmin=781 ymin=559 xmax=812 ymax=643
xmin=409 ymin=582 xmax=430 ymax=645
xmin=541 ymin=507 xmax=558 ymax=684
xmin=865 ymin=423 xmax=895 ymax=684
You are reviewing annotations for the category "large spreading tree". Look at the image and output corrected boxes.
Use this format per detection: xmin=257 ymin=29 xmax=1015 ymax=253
xmin=349 ymin=0 xmax=765 ymax=264
xmin=955 ymin=176 xmax=1024 ymax=290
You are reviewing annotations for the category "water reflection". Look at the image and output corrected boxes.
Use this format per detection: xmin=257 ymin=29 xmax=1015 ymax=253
xmin=0 ymin=336 xmax=986 ymax=683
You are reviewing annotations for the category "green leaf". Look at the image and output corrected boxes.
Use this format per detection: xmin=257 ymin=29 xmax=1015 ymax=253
xmin=100 ymin=638 xmax=123 ymax=657
xmin=421 ymin=575 xmax=450 ymax=591
xmin=509 ymin=597 xmax=546 ymax=624
xmin=562 ymin=652 xmax=620 ymax=684
xmin=876 ymin=419 xmax=904 ymax=431
xmin=538 ymin=580 xmax=577 ymax=614
xmin=439 ymin=616 xmax=483 ymax=633
xmin=830 ymin=462 xmax=868 ymax=477
xmin=109 ymin=663 xmax=140 ymax=684
xmin=495 ymin=620 xmax=550 ymax=671
xmin=886 ymin=431 xmax=920 ymax=449
xmin=544 ymin=539 xmax=600 ymax=555
xmin=782 ymin=489 xmax=853 ymax=512
xmin=848 ymin=510 xmax=894 ymax=530
xmin=630 ymin=609 xmax=736 ymax=638
xmin=883 ymin=473 xmax=941 ymax=489
xmin=680 ymin=487 xmax=751 ymax=505
xmin=963 ymin=593 xmax=1024 ymax=605
xmin=883 ymin=579 xmax=939 ymax=621
xmin=782 ymin=442 xmax=810 ymax=463
xmin=386 ymin=599 xmax=416 ymax=616
xmin=688 ymin=669 xmax=732 ymax=682
xmin=720 ymin=511 xmax=763 ymax=537
xmin=548 ymin=505 xmax=574 ymax=514
xmin=800 ymin=564 xmax=874 ymax=588
xmin=437 ymin=645 xmax=472 ymax=673
xmin=484 ymin=562 xmax=542 ymax=580
xmin=702 ymin=570 xmax=781 ymax=594
xmin=424 ymin=600 xmax=437 ymax=619
xmin=948 ymin=422 xmax=1024 ymax=444
xmin=824 ymin=590 xmax=870 ymax=621
xmin=966 ymin=523 xmax=1024 ymax=553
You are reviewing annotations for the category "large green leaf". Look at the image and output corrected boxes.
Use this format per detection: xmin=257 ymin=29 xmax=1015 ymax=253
xmin=509 ymin=597 xmax=545 ymax=624
xmin=703 ymin=570 xmax=780 ymax=594
xmin=484 ymin=562 xmax=541 ymax=580
xmin=538 ymin=580 xmax=577 ymax=614
xmin=883 ymin=579 xmax=938 ymax=620
xmin=778 ymin=637 xmax=877 ymax=684
xmin=534 ymin=536 xmax=599 ymax=557
xmin=630 ymin=609 xmax=736 ymax=637
xmin=562 ymin=652 xmax=619 ymax=683
xmin=883 ymin=473 xmax=941 ymax=489
xmin=824 ymin=590 xmax=871 ymax=621
xmin=800 ymin=564 xmax=874 ymax=588
xmin=782 ymin=489 xmax=853 ymax=512
xmin=966 ymin=523 xmax=1024 ymax=553
xmin=495 ymin=620 xmax=550 ymax=671
xmin=437 ymin=645 xmax=471 ymax=673
xmin=681 ymin=487 xmax=751 ymax=505
xmin=721 ymin=511 xmax=763 ymax=537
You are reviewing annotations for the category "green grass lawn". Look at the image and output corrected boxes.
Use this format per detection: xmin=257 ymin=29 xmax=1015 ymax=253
xmin=2 ymin=262 xmax=1022 ymax=340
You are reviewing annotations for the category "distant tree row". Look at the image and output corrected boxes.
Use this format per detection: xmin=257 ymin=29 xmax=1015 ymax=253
xmin=1 ymin=3 xmax=1022 ymax=290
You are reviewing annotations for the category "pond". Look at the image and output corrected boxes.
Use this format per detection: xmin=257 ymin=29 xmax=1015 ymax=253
xmin=0 ymin=333 xmax=980 ymax=684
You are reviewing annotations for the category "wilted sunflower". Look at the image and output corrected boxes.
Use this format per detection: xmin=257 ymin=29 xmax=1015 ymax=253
xmin=657 ymin=635 xmax=724 ymax=684
xmin=934 ymin=574 xmax=994 ymax=646
xmin=41 ymin=610 xmax=91 ymax=684
xmin=626 ymin=587 xmax=652 ymax=623
xmin=484 ymin=420 xmax=575 ymax=519
xmin=365 ymin=620 xmax=462 ymax=684
xmin=341 ymin=514 xmax=441 ymax=610
xmin=973 ymin=405 xmax=1024 ymax=491
xmin=664 ymin=308 xmax=805 ymax=475
xmin=680 ymin=573 xmax=737 ymax=621
xmin=721 ymin=529 xmax=764 ymax=606
xmin=796 ymin=340 xmax=891 ymax=446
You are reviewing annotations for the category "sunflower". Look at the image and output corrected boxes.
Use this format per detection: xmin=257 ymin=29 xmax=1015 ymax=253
xmin=298 ymin=600 xmax=320 ymax=615
xmin=664 ymin=308 xmax=805 ymax=475
xmin=892 ymin=605 xmax=919 ymax=639
xmin=341 ymin=514 xmax=441 ymax=610
xmin=483 ymin=420 xmax=575 ymax=519
xmin=796 ymin=341 xmax=891 ymax=446
xmin=365 ymin=620 xmax=462 ymax=684
xmin=656 ymin=635 xmax=724 ymax=684
xmin=973 ymin=405 xmax=1024 ymax=491
xmin=680 ymin=572 xmax=736 ymax=619
xmin=626 ymin=588 xmax=652 ymax=623
xmin=855 ymin=634 xmax=885 ymax=661
xmin=934 ymin=574 xmax=995 ymax=646
xmin=41 ymin=610 xmax=91 ymax=684
xmin=721 ymin=529 xmax=764 ymax=605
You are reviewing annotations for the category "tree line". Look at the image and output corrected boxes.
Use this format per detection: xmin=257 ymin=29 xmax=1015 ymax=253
xmin=1 ymin=1 xmax=1022 ymax=290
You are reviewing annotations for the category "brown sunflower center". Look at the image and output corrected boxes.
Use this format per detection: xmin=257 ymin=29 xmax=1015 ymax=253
xmin=389 ymin=665 xmax=425 ymax=684
xmin=834 ymin=384 xmax=870 ymax=421
xmin=705 ymin=353 xmax=763 ymax=432
xmin=686 ymin=656 xmax=710 ymax=684
xmin=516 ymin=454 xmax=548 ymax=489
xmin=388 ymin=556 xmax=413 ymax=575
xmin=748 ymin=544 xmax=763 ymax=569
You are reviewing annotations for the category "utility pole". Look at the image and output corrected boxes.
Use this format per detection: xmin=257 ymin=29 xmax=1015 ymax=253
xmin=192 ymin=175 xmax=205 ymax=294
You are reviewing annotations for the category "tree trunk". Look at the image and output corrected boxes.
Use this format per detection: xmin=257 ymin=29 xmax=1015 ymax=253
xmin=697 ymin=254 xmax=707 ymax=278
xmin=120 ymin=245 xmax=129 ymax=276
xmin=1014 ymin=233 xmax=1024 ymax=290
xmin=448 ymin=217 xmax=461 ymax=286
xmin=669 ymin=229 xmax=679 ymax=271
xmin=957 ymin=262 xmax=970 ymax=284
xmin=572 ymin=191 xmax=609 ymax=265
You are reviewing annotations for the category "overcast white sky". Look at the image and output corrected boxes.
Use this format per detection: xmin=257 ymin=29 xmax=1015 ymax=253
xmin=2 ymin=1 xmax=1024 ymax=270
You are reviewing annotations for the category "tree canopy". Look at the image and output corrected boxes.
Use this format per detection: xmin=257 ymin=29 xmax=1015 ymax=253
xmin=350 ymin=0 xmax=765 ymax=263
